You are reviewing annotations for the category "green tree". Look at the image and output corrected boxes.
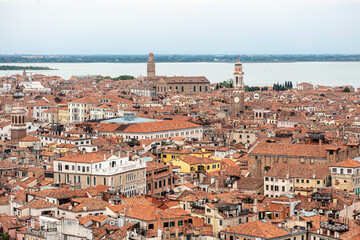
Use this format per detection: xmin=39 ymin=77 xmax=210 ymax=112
xmin=219 ymin=79 xmax=233 ymax=88
xmin=344 ymin=87 xmax=351 ymax=92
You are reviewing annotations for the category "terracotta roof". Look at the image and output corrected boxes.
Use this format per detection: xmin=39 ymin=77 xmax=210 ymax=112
xmin=0 ymin=160 xmax=20 ymax=169
xmin=19 ymin=199 xmax=56 ymax=210
xmin=249 ymin=142 xmax=331 ymax=158
xmin=30 ymin=188 xmax=87 ymax=199
xmin=222 ymin=220 xmax=290 ymax=238
xmin=330 ymin=159 xmax=360 ymax=168
xmin=59 ymin=198 xmax=110 ymax=212
xmin=265 ymin=163 xmax=329 ymax=179
xmin=179 ymin=155 xmax=219 ymax=165
xmin=19 ymin=135 xmax=40 ymax=142
xmin=55 ymin=152 xmax=112 ymax=163
xmin=123 ymin=120 xmax=201 ymax=133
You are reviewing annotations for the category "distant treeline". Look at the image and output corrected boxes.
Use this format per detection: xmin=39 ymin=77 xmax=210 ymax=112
xmin=95 ymin=75 xmax=135 ymax=83
xmin=0 ymin=65 xmax=55 ymax=70
xmin=1 ymin=54 xmax=360 ymax=63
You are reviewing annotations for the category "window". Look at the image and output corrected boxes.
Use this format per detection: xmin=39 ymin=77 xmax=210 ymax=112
xmin=170 ymin=221 xmax=175 ymax=227
xmin=58 ymin=163 xmax=62 ymax=171
xmin=317 ymin=180 xmax=320 ymax=184
xmin=159 ymin=180 xmax=162 ymax=188
xmin=282 ymin=186 xmax=285 ymax=192
xmin=265 ymin=177 xmax=269 ymax=181
xmin=207 ymin=218 xmax=211 ymax=224
xmin=163 ymin=222 xmax=169 ymax=228
xmin=155 ymin=182 xmax=158 ymax=189
xmin=65 ymin=165 xmax=69 ymax=170
xmin=219 ymin=220 xmax=223 ymax=226
xmin=148 ymin=224 xmax=154 ymax=230
xmin=178 ymin=221 xmax=183 ymax=226
xmin=266 ymin=185 xmax=269 ymax=190
xmin=207 ymin=209 xmax=211 ymax=213
xmin=87 ymin=177 xmax=90 ymax=186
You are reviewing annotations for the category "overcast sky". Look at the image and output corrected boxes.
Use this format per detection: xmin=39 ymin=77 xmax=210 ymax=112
xmin=1 ymin=0 xmax=359 ymax=54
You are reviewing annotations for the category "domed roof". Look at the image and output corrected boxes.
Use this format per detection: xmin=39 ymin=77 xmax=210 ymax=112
xmin=13 ymin=84 xmax=24 ymax=99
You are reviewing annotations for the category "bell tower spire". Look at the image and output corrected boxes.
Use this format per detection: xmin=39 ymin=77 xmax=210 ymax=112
xmin=231 ymin=55 xmax=245 ymax=115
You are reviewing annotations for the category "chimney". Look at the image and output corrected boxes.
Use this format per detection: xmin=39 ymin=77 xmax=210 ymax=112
xmin=215 ymin=179 xmax=219 ymax=190
xmin=253 ymin=198 xmax=258 ymax=214
xmin=111 ymin=148 xmax=114 ymax=155
xmin=83 ymin=206 xmax=87 ymax=212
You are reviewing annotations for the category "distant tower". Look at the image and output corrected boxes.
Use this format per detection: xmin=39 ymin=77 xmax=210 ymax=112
xmin=10 ymin=84 xmax=27 ymax=142
xmin=231 ymin=55 xmax=245 ymax=114
xmin=23 ymin=69 xmax=26 ymax=76
xmin=147 ymin=52 xmax=155 ymax=77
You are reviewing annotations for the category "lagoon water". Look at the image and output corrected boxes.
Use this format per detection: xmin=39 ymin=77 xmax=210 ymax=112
xmin=1 ymin=62 xmax=360 ymax=88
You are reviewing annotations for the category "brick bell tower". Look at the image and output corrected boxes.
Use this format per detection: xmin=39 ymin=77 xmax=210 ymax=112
xmin=147 ymin=52 xmax=155 ymax=77
xmin=10 ymin=84 xmax=27 ymax=142
xmin=231 ymin=55 xmax=245 ymax=114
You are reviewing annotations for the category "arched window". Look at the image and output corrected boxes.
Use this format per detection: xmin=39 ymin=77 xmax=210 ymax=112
xmin=182 ymin=86 xmax=184 ymax=92
xmin=193 ymin=86 xmax=196 ymax=92
xmin=199 ymin=86 xmax=202 ymax=92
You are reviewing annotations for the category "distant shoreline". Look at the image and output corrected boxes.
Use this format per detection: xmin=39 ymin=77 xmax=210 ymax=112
xmin=0 ymin=65 xmax=56 ymax=70
xmin=1 ymin=54 xmax=360 ymax=63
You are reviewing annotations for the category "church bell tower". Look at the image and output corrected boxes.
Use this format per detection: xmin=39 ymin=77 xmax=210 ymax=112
xmin=231 ymin=55 xmax=245 ymax=114
xmin=10 ymin=84 xmax=27 ymax=142
xmin=147 ymin=52 xmax=155 ymax=77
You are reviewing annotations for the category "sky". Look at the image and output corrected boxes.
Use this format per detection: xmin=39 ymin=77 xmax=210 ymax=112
xmin=0 ymin=0 xmax=360 ymax=54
